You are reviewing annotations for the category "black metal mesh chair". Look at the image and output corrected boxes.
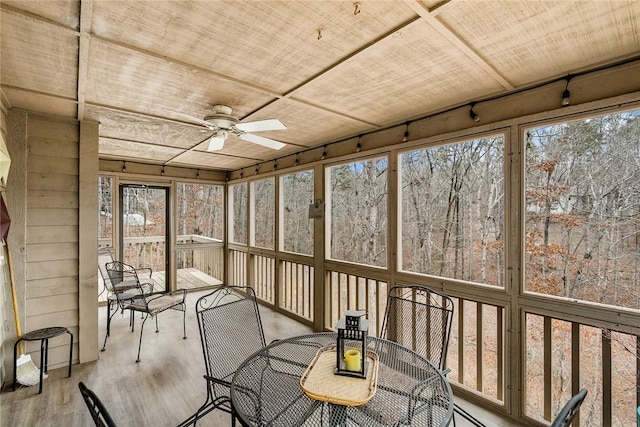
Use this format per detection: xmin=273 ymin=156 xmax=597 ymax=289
xmin=551 ymin=389 xmax=587 ymax=427
xmin=98 ymin=249 xmax=154 ymax=351
xmin=178 ymin=286 xmax=266 ymax=427
xmin=380 ymin=285 xmax=454 ymax=371
xmin=98 ymin=248 xmax=155 ymax=294
xmin=79 ymin=381 xmax=116 ymax=427
xmin=380 ymin=285 xmax=484 ymax=427
xmin=106 ymin=260 xmax=186 ymax=362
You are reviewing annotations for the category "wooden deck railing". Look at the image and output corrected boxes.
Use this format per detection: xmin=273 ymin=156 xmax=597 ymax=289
xmin=252 ymin=253 xmax=275 ymax=304
xmin=99 ymin=235 xmax=223 ymax=288
xmin=447 ymin=297 xmax=504 ymax=404
xmin=523 ymin=311 xmax=639 ymax=426
xmin=175 ymin=235 xmax=224 ymax=282
xmin=228 ymin=247 xmax=247 ymax=287
xmin=324 ymin=267 xmax=388 ymax=337
xmin=229 ymin=248 xmax=315 ymax=322
xmin=280 ymin=258 xmax=314 ymax=321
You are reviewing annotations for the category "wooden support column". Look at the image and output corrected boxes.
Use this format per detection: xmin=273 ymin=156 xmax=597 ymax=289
xmin=79 ymin=120 xmax=99 ymax=362
xmin=313 ymin=163 xmax=325 ymax=331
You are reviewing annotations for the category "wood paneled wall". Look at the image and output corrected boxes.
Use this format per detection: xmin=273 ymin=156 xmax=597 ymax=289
xmin=1 ymin=110 xmax=100 ymax=384
xmin=24 ymin=114 xmax=80 ymax=368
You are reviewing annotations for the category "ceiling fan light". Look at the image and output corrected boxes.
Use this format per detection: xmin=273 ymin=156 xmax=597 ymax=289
xmin=208 ymin=129 xmax=227 ymax=151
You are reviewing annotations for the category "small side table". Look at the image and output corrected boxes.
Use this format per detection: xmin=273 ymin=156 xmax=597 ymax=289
xmin=13 ymin=327 xmax=73 ymax=394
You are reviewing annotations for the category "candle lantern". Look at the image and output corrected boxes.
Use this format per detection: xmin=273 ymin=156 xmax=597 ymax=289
xmin=335 ymin=310 xmax=368 ymax=378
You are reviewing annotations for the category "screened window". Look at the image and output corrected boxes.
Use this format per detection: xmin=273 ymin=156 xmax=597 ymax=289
xmin=252 ymin=178 xmax=275 ymax=249
xmin=328 ymin=157 xmax=387 ymax=268
xmin=399 ymin=136 xmax=505 ymax=286
xmin=281 ymin=170 xmax=314 ymax=255
xmin=229 ymin=182 xmax=247 ymax=245
xmin=98 ymin=176 xmax=113 ymax=247
xmin=175 ymin=182 xmax=224 ymax=289
xmin=524 ymin=109 xmax=640 ymax=309
xmin=176 ymin=183 xmax=224 ymax=240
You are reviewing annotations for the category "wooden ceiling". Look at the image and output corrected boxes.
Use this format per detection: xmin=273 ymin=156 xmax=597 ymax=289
xmin=2 ymin=0 xmax=639 ymax=172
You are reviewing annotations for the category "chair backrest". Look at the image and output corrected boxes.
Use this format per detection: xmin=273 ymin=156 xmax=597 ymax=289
xmin=105 ymin=260 xmax=138 ymax=286
xmin=551 ymin=389 xmax=588 ymax=427
xmin=380 ymin=285 xmax=454 ymax=370
xmin=79 ymin=382 xmax=116 ymax=427
xmin=98 ymin=248 xmax=115 ymax=291
xmin=196 ymin=286 xmax=266 ymax=398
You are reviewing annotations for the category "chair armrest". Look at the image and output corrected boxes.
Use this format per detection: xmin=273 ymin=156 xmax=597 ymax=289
xmin=204 ymin=374 xmax=231 ymax=388
xmin=136 ymin=267 xmax=153 ymax=278
xmin=406 ymin=373 xmax=449 ymax=421
xmin=145 ymin=288 xmax=186 ymax=304
xmin=138 ymin=281 xmax=155 ymax=294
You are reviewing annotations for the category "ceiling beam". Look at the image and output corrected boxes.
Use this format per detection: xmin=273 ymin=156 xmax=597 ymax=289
xmin=1 ymin=89 xmax=13 ymax=110
xmin=162 ymin=135 xmax=269 ymax=166
xmin=404 ymin=0 xmax=515 ymax=90
xmin=86 ymin=101 xmax=204 ymax=129
xmin=0 ymin=85 xmax=78 ymax=104
xmin=77 ymin=0 xmax=94 ymax=121
xmin=90 ymin=34 xmax=284 ymax=100
xmin=0 ymin=3 xmax=78 ymax=32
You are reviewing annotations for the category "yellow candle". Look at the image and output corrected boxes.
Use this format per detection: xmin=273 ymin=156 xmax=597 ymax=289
xmin=344 ymin=349 xmax=361 ymax=372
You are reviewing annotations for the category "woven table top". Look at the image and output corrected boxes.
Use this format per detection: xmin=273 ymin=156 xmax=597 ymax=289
xmin=300 ymin=345 xmax=378 ymax=406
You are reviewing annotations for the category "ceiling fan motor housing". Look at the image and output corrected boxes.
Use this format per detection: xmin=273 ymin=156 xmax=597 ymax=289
xmin=204 ymin=113 xmax=238 ymax=129
xmin=204 ymin=104 xmax=239 ymax=129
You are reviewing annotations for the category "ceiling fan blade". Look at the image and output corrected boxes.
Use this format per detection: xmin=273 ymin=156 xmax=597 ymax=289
xmin=239 ymin=133 xmax=286 ymax=150
xmin=235 ymin=119 xmax=286 ymax=133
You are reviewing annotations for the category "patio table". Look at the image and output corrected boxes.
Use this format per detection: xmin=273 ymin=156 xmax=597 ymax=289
xmin=231 ymin=332 xmax=453 ymax=426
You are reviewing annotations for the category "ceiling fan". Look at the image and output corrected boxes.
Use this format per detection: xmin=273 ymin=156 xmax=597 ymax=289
xmin=178 ymin=105 xmax=287 ymax=151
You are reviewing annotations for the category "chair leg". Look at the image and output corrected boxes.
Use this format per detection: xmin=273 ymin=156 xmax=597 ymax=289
xmin=102 ymin=302 xmax=119 ymax=351
xmin=182 ymin=305 xmax=187 ymax=339
xmin=136 ymin=314 xmax=149 ymax=363
xmin=106 ymin=300 xmax=112 ymax=336
xmin=231 ymin=404 xmax=237 ymax=427
xmin=176 ymin=395 xmax=216 ymax=427
xmin=454 ymin=403 xmax=486 ymax=427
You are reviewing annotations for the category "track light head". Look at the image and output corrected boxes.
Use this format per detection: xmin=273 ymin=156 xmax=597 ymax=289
xmin=469 ymin=104 xmax=480 ymax=123
xmin=561 ymin=76 xmax=572 ymax=107
xmin=561 ymin=89 xmax=571 ymax=106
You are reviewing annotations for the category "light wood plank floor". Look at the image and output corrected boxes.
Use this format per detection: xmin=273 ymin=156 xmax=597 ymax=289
xmin=2 ymin=290 xmax=312 ymax=427
xmin=1 ymin=289 xmax=517 ymax=426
